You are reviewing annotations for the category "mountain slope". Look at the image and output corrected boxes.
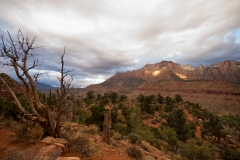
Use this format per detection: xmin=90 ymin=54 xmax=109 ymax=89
xmin=85 ymin=60 xmax=240 ymax=114
xmin=86 ymin=60 xmax=240 ymax=94
xmin=35 ymin=82 xmax=55 ymax=90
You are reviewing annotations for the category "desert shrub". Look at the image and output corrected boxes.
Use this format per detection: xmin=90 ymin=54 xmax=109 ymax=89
xmin=160 ymin=113 xmax=168 ymax=119
xmin=85 ymin=104 xmax=106 ymax=130
xmin=29 ymin=125 xmax=44 ymax=141
xmin=81 ymin=124 xmax=99 ymax=134
xmin=172 ymin=154 xmax=183 ymax=160
xmin=111 ymin=108 xmax=118 ymax=124
xmin=127 ymin=146 xmax=143 ymax=160
xmin=141 ymin=141 xmax=151 ymax=152
xmin=88 ymin=124 xmax=99 ymax=134
xmin=151 ymin=127 xmax=161 ymax=139
xmin=136 ymin=126 xmax=161 ymax=149
xmin=12 ymin=122 xmax=29 ymax=140
xmin=112 ymin=132 xmax=122 ymax=140
xmin=4 ymin=118 xmax=14 ymax=128
xmin=122 ymin=106 xmax=132 ymax=117
xmin=165 ymin=96 xmax=173 ymax=105
xmin=128 ymin=133 xmax=141 ymax=144
xmin=0 ymin=97 xmax=20 ymax=119
xmin=175 ymin=94 xmax=183 ymax=103
xmin=178 ymin=139 xmax=218 ymax=160
xmin=112 ymin=123 xmax=128 ymax=136
xmin=223 ymin=146 xmax=240 ymax=160
xmin=63 ymin=121 xmax=72 ymax=131
xmin=164 ymin=104 xmax=175 ymax=112
xmin=160 ymin=125 xmax=179 ymax=151
xmin=154 ymin=104 xmax=162 ymax=111
xmin=60 ymin=123 xmax=77 ymax=142
xmin=77 ymin=109 xmax=90 ymax=124
xmin=70 ymin=134 xmax=96 ymax=157
xmin=117 ymin=115 xmax=125 ymax=123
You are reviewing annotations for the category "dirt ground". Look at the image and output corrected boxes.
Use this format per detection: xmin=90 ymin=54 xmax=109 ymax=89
xmin=0 ymin=122 xmax=17 ymax=159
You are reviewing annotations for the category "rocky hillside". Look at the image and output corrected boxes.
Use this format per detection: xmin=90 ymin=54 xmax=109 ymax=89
xmin=0 ymin=73 xmax=24 ymax=97
xmin=0 ymin=73 xmax=22 ymax=88
xmin=86 ymin=60 xmax=240 ymax=94
xmin=85 ymin=60 xmax=240 ymax=114
xmin=140 ymin=60 xmax=240 ymax=83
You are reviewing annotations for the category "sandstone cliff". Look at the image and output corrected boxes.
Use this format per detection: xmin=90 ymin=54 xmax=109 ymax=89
xmin=138 ymin=60 xmax=240 ymax=83
xmin=86 ymin=60 xmax=240 ymax=94
xmin=85 ymin=60 xmax=240 ymax=114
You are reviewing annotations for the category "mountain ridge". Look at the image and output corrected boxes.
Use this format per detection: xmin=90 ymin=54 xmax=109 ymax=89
xmin=85 ymin=60 xmax=240 ymax=114
xmin=86 ymin=60 xmax=240 ymax=94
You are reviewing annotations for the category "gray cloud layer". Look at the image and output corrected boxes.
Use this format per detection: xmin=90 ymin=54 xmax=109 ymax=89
xmin=0 ymin=0 xmax=240 ymax=87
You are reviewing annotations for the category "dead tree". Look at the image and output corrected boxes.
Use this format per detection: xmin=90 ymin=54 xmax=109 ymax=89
xmin=0 ymin=30 xmax=73 ymax=138
xmin=102 ymin=111 xmax=112 ymax=144
xmin=55 ymin=49 xmax=73 ymax=137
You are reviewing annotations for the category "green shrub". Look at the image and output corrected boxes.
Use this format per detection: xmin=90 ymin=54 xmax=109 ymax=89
xmin=151 ymin=127 xmax=161 ymax=139
xmin=127 ymin=146 xmax=143 ymax=160
xmin=178 ymin=139 xmax=218 ymax=160
xmin=112 ymin=123 xmax=128 ymax=136
xmin=160 ymin=126 xmax=178 ymax=151
xmin=175 ymin=94 xmax=183 ymax=103
xmin=128 ymin=133 xmax=141 ymax=144
xmin=135 ymin=126 xmax=161 ymax=149
xmin=223 ymin=146 xmax=240 ymax=160
xmin=85 ymin=104 xmax=106 ymax=130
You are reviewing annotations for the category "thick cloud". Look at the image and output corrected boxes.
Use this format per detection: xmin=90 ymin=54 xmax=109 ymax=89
xmin=0 ymin=0 xmax=240 ymax=87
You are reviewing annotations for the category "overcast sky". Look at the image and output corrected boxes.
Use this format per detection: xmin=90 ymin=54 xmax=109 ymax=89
xmin=0 ymin=0 xmax=240 ymax=87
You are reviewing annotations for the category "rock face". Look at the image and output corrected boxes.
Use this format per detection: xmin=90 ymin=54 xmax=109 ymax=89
xmin=137 ymin=60 xmax=240 ymax=82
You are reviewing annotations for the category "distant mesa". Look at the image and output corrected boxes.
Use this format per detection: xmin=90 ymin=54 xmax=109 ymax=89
xmin=86 ymin=60 xmax=240 ymax=94
xmin=85 ymin=60 xmax=240 ymax=114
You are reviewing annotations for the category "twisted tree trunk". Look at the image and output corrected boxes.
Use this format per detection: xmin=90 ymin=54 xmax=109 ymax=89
xmin=102 ymin=111 xmax=112 ymax=144
xmin=0 ymin=30 xmax=73 ymax=138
